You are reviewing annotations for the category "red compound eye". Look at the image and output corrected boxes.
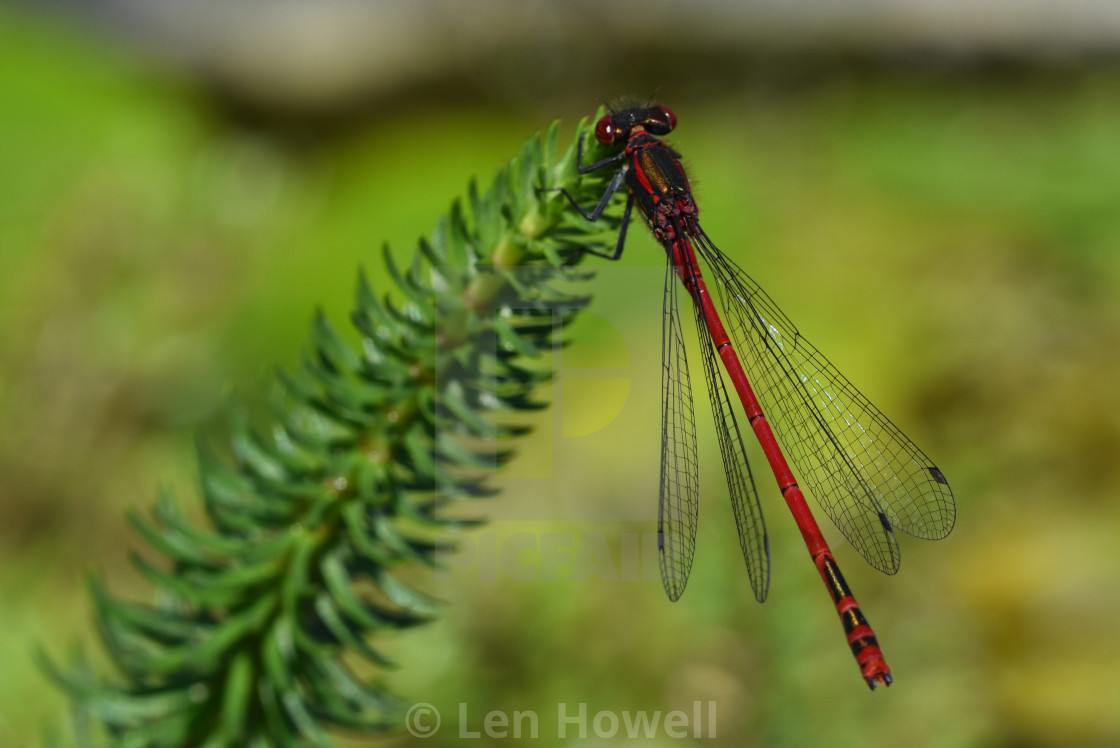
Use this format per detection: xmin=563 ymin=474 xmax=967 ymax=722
xmin=594 ymin=114 xmax=621 ymax=145
xmin=646 ymin=105 xmax=677 ymax=135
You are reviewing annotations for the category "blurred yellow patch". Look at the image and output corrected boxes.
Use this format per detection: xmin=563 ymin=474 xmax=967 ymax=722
xmin=559 ymin=376 xmax=631 ymax=438
xmin=556 ymin=309 xmax=634 ymax=438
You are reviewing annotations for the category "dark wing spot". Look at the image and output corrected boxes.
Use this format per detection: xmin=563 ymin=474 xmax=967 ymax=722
xmin=878 ymin=511 xmax=892 ymax=532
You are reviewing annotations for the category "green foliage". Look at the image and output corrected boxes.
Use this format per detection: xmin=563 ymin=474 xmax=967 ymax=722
xmin=40 ymin=116 xmax=621 ymax=746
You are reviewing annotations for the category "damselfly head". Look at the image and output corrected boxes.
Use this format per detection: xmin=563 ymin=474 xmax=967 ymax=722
xmin=594 ymin=105 xmax=678 ymax=145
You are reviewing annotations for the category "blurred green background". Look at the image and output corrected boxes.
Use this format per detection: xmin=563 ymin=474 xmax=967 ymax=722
xmin=3 ymin=3 xmax=1120 ymax=746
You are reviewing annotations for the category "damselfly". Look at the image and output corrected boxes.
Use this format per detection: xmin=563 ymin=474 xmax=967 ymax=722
xmin=551 ymin=105 xmax=955 ymax=688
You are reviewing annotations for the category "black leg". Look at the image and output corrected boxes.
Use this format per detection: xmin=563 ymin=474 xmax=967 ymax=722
xmin=547 ymin=164 xmax=627 ymax=222
xmin=580 ymin=193 xmax=634 ymax=261
xmin=540 ymin=132 xmax=629 ymax=218
xmin=576 ymin=133 xmax=627 ymax=174
xmin=537 ymin=132 xmax=633 ymax=262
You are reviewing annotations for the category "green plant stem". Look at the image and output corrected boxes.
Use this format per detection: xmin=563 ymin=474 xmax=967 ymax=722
xmin=41 ymin=114 xmax=621 ymax=747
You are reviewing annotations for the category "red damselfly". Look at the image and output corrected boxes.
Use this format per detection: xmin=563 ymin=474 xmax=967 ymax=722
xmin=551 ymin=105 xmax=955 ymax=688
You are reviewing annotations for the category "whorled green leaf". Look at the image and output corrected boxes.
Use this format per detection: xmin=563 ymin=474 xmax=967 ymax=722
xmin=46 ymin=112 xmax=624 ymax=746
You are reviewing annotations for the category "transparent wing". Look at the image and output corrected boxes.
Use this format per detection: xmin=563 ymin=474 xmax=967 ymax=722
xmin=658 ymin=260 xmax=700 ymax=601
xmin=687 ymin=264 xmax=771 ymax=602
xmin=694 ymin=232 xmax=955 ymax=575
